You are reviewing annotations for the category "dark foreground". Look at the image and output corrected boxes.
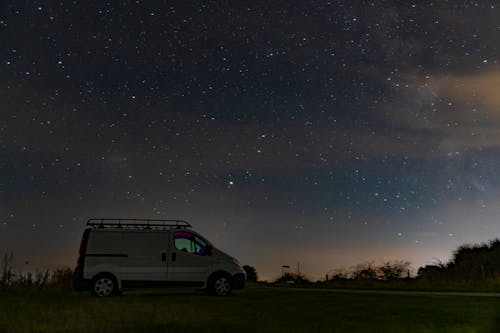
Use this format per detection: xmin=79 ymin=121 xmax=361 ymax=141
xmin=1 ymin=286 xmax=500 ymax=332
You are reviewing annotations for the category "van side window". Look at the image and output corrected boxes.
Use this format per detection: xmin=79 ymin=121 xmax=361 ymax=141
xmin=174 ymin=231 xmax=208 ymax=255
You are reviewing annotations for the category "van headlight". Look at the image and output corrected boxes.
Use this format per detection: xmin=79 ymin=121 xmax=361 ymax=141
xmin=232 ymin=257 xmax=240 ymax=266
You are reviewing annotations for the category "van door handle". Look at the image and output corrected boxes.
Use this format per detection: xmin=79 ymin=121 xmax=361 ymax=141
xmin=161 ymin=252 xmax=167 ymax=262
xmin=171 ymin=252 xmax=176 ymax=262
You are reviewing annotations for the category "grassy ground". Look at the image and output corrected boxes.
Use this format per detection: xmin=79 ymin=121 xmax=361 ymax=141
xmin=1 ymin=286 xmax=500 ymax=333
xmin=316 ymin=278 xmax=500 ymax=292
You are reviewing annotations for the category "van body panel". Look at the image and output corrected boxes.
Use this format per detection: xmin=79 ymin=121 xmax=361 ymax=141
xmin=167 ymin=250 xmax=212 ymax=282
xmin=118 ymin=231 xmax=169 ymax=281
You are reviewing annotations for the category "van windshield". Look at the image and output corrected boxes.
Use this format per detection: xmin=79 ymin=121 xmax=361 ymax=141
xmin=174 ymin=231 xmax=208 ymax=255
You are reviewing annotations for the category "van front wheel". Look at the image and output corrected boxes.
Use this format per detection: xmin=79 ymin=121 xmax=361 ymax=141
xmin=207 ymin=273 xmax=232 ymax=296
xmin=91 ymin=274 xmax=117 ymax=297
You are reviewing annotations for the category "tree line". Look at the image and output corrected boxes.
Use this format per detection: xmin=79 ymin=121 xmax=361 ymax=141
xmin=417 ymin=239 xmax=500 ymax=283
xmin=3 ymin=238 xmax=500 ymax=289
xmin=1 ymin=252 xmax=73 ymax=289
xmin=269 ymin=238 xmax=500 ymax=287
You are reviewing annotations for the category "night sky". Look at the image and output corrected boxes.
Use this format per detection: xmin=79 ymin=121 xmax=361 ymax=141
xmin=2 ymin=1 xmax=500 ymax=280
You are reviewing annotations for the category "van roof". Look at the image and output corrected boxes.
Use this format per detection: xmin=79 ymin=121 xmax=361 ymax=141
xmin=86 ymin=218 xmax=192 ymax=230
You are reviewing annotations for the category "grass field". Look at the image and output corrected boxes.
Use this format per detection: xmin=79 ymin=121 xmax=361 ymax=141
xmin=1 ymin=286 xmax=500 ymax=333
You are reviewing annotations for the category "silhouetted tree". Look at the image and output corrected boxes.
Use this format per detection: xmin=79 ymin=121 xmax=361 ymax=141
xmin=417 ymin=264 xmax=446 ymax=281
xmin=242 ymin=265 xmax=258 ymax=282
xmin=380 ymin=260 xmax=410 ymax=280
xmin=352 ymin=262 xmax=377 ymax=280
xmin=448 ymin=239 xmax=500 ymax=281
xmin=417 ymin=238 xmax=500 ymax=283
xmin=326 ymin=268 xmax=349 ymax=280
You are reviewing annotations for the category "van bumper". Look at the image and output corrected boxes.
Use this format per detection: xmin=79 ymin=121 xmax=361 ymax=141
xmin=232 ymin=273 xmax=246 ymax=289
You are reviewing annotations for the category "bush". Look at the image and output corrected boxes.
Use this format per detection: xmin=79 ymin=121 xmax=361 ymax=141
xmin=274 ymin=272 xmax=313 ymax=285
xmin=242 ymin=265 xmax=258 ymax=282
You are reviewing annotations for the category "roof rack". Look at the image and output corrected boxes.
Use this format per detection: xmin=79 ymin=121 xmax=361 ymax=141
xmin=86 ymin=218 xmax=192 ymax=230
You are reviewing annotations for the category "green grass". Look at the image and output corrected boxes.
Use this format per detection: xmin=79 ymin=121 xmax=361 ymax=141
xmin=1 ymin=286 xmax=500 ymax=332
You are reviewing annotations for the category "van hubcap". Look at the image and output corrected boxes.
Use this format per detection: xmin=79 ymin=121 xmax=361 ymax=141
xmin=94 ymin=278 xmax=114 ymax=296
xmin=214 ymin=277 xmax=230 ymax=295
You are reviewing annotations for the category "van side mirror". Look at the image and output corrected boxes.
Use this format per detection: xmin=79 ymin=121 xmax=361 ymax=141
xmin=204 ymin=245 xmax=213 ymax=256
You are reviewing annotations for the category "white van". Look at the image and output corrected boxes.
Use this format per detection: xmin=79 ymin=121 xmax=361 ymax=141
xmin=73 ymin=219 xmax=246 ymax=296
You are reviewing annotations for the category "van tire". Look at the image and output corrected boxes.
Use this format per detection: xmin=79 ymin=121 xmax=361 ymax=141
xmin=207 ymin=272 xmax=232 ymax=296
xmin=91 ymin=273 xmax=118 ymax=297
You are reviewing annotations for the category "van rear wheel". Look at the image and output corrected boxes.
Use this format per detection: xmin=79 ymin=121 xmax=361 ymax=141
xmin=91 ymin=274 xmax=117 ymax=297
xmin=207 ymin=273 xmax=232 ymax=296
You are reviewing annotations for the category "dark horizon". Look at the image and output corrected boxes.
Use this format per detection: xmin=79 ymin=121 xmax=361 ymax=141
xmin=3 ymin=1 xmax=500 ymax=280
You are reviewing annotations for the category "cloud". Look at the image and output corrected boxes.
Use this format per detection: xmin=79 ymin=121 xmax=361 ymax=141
xmin=433 ymin=70 xmax=500 ymax=118
xmin=428 ymin=70 xmax=500 ymax=152
xmin=373 ymin=69 xmax=500 ymax=158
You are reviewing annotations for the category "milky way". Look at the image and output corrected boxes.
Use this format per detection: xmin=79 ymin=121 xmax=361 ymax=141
xmin=2 ymin=1 xmax=500 ymax=279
